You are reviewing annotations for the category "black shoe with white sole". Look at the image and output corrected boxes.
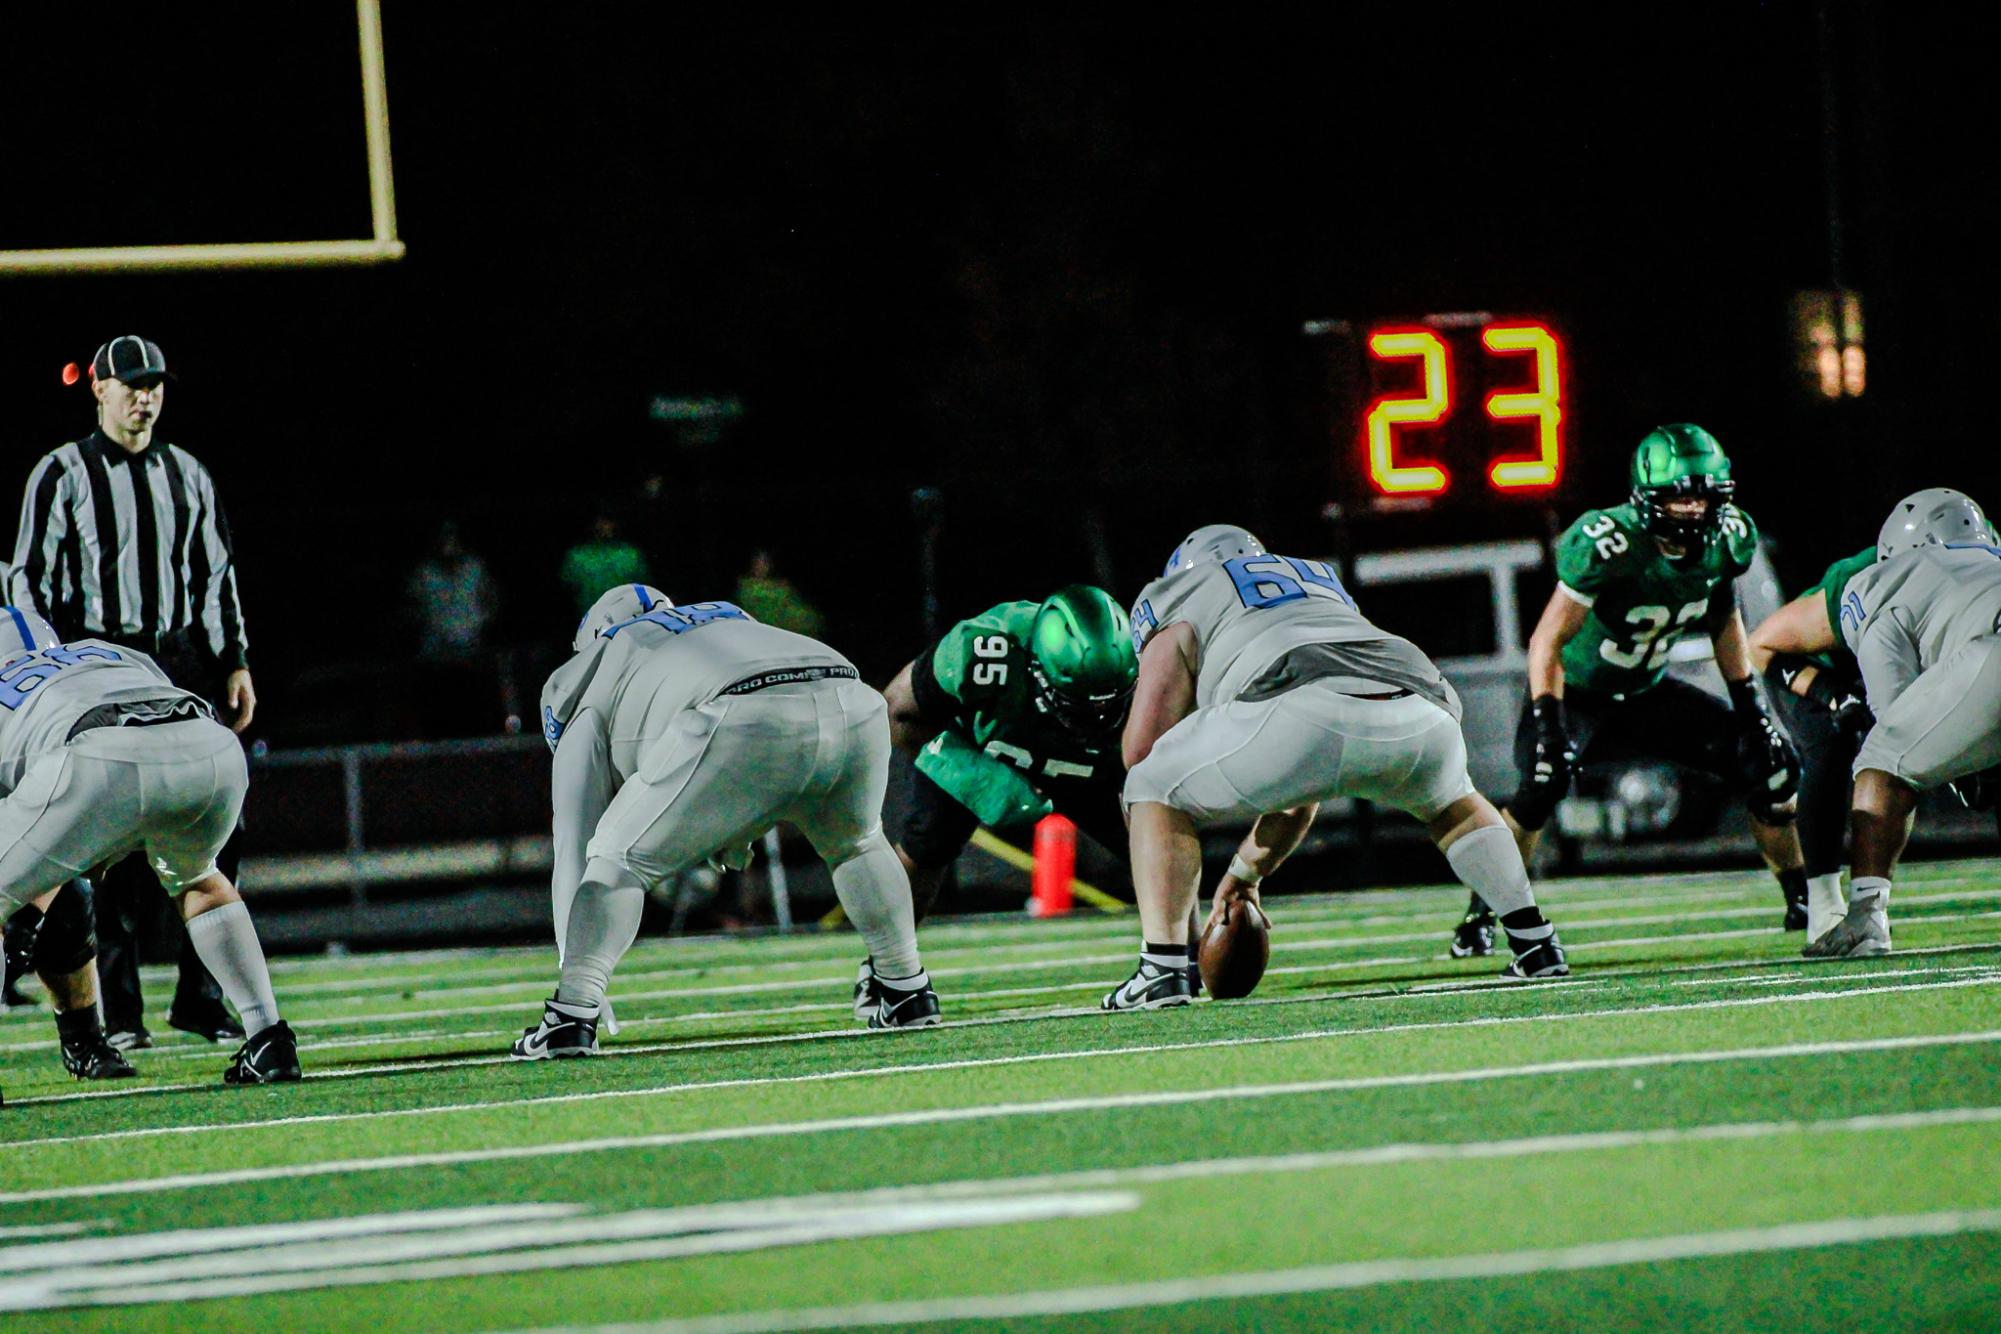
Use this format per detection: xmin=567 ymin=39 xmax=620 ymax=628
xmin=224 ymin=1020 xmax=302 ymax=1084
xmin=1451 ymin=894 xmax=1496 ymax=958
xmin=868 ymin=980 xmax=942 ymax=1029
xmin=1101 ymin=959 xmax=1194 ymax=1011
xmin=1501 ymin=934 xmax=1570 ymax=980
xmin=853 ymin=957 xmax=876 ymax=1022
xmin=511 ymin=998 xmax=600 ymax=1059
xmin=61 ymin=1033 xmax=137 ymax=1080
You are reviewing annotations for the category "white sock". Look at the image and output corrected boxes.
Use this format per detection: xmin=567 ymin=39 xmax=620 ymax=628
xmin=1849 ymin=875 xmax=1891 ymax=911
xmin=1808 ymin=872 xmax=1847 ymax=911
xmin=827 ymin=830 xmax=922 ymax=978
xmin=556 ymin=859 xmax=645 ymax=1011
xmin=1444 ymin=825 xmax=1536 ymax=919
xmin=184 ymin=902 xmax=280 ymax=1035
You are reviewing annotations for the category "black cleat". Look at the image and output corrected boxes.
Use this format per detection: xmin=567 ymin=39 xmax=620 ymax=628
xmin=1451 ymin=895 xmax=1497 ymax=958
xmin=224 ymin=1020 xmax=302 ymax=1084
xmin=61 ymin=1033 xmax=137 ymax=1080
xmin=1781 ymin=897 xmax=1809 ymax=932
xmin=1101 ymin=959 xmax=1194 ymax=1011
xmin=105 ymin=1026 xmax=153 ymax=1052
xmin=1502 ymin=933 xmax=1570 ymax=980
xmin=867 ymin=981 xmax=942 ymax=1029
xmin=170 ymin=998 xmax=246 ymax=1043
xmin=510 ymin=999 xmax=599 ymax=1060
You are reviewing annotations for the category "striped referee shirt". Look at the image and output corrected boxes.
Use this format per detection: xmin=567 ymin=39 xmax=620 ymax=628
xmin=7 ymin=430 xmax=248 ymax=672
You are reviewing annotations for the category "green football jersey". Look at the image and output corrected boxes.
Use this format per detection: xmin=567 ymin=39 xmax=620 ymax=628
xmin=1554 ymin=501 xmax=1759 ymax=696
xmin=923 ymin=601 xmax=1121 ymax=788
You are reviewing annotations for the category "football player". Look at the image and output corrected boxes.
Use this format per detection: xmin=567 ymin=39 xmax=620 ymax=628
xmin=871 ymin=585 xmax=1139 ymax=1004
xmin=1747 ymin=542 xmax=1879 ymax=940
xmin=1804 ymin=489 xmax=2001 ymax=958
xmin=1453 ymin=424 xmax=1807 ymax=956
xmin=516 ymin=585 xmax=936 ymax=1057
xmin=0 ymin=606 xmax=297 ymax=1084
xmin=1108 ymin=525 xmax=1568 ymax=1009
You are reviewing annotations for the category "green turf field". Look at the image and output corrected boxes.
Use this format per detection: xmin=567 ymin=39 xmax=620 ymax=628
xmin=2 ymin=858 xmax=1999 ymax=1332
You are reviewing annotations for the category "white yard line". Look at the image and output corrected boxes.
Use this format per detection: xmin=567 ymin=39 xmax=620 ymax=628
xmin=508 ymin=1207 xmax=2001 ymax=1334
xmin=6 ymin=1017 xmax=1998 ymax=1202
xmin=7 ymin=962 xmax=1999 ymax=1117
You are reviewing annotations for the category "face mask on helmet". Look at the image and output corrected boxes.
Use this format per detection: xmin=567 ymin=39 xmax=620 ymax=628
xmin=1029 ymin=585 xmax=1139 ymax=735
xmin=1629 ymin=425 xmax=1735 ymax=555
xmin=574 ymin=583 xmax=673 ymax=652
xmin=1164 ymin=524 xmax=1265 ymax=576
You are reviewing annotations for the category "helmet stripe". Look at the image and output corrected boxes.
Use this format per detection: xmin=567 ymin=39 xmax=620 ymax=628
xmin=5 ymin=605 xmax=33 ymax=653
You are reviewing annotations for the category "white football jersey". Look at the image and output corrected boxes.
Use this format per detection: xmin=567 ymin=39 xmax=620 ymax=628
xmin=540 ymin=601 xmax=853 ymax=780
xmin=0 ymin=640 xmax=206 ymax=795
xmin=1130 ymin=554 xmax=1458 ymax=715
xmin=1838 ymin=544 xmax=2001 ymax=712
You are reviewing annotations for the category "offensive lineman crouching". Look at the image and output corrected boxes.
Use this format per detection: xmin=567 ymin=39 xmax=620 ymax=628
xmin=514 ymin=586 xmax=937 ymax=1058
xmin=1105 ymin=526 xmax=1568 ymax=1010
xmin=0 ymin=608 xmax=297 ymax=1084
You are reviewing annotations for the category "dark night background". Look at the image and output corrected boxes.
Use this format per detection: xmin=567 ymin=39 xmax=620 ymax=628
xmin=0 ymin=3 xmax=1988 ymax=747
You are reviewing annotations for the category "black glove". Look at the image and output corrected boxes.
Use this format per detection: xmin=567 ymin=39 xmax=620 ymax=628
xmin=1514 ymin=695 xmax=1576 ymax=828
xmin=1728 ymin=677 xmax=1799 ymax=812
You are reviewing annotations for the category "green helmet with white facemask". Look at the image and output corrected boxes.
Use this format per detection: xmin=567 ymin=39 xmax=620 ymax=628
xmin=1028 ymin=585 xmax=1137 ymax=735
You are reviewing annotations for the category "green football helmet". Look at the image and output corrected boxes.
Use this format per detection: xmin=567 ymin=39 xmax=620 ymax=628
xmin=1029 ymin=585 xmax=1138 ymax=735
xmin=1629 ymin=423 xmax=1736 ymax=550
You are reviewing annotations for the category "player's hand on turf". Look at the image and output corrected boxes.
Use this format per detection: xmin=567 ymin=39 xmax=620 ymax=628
xmin=225 ymin=669 xmax=257 ymax=733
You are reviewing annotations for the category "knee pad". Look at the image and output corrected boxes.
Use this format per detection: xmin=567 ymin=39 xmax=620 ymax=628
xmin=34 ymin=881 xmax=97 ymax=975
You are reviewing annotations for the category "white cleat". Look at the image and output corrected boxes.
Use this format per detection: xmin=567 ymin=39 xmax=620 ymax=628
xmin=1803 ymin=901 xmax=1890 ymax=959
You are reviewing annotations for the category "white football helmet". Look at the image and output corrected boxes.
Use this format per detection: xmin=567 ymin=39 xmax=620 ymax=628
xmin=1164 ymin=524 xmax=1265 ymax=576
xmin=1877 ymin=488 xmax=1990 ymax=561
xmin=573 ymin=583 xmax=672 ymax=651
xmin=1 ymin=605 xmax=59 ymax=667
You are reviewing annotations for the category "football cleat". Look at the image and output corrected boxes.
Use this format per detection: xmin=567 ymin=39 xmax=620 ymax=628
xmin=1803 ymin=902 xmax=1891 ymax=959
xmin=867 ymin=980 xmax=942 ymax=1029
xmin=1451 ymin=895 xmax=1497 ymax=958
xmin=1780 ymin=885 xmax=1809 ymax=932
xmin=1100 ymin=959 xmax=1194 ymax=1011
xmin=105 ymin=1026 xmax=153 ymax=1052
xmin=1501 ymin=933 xmax=1570 ymax=980
xmin=61 ymin=1033 xmax=137 ymax=1081
xmin=169 ymin=997 xmax=246 ymax=1043
xmin=852 ymin=957 xmax=876 ymax=1022
xmin=223 ymin=1020 xmax=302 ymax=1085
xmin=510 ymin=998 xmax=600 ymax=1059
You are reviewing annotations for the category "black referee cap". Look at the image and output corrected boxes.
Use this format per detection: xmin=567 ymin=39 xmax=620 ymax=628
xmin=90 ymin=335 xmax=171 ymax=387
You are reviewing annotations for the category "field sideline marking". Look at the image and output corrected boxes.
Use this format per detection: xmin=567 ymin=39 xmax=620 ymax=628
xmin=5 ymin=962 xmax=1998 ymax=1118
xmin=507 ymin=1208 xmax=2001 ymax=1334
xmin=5 ymin=1022 xmax=1998 ymax=1202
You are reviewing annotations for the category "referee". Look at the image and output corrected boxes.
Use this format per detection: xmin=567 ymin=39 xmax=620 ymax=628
xmin=8 ymin=334 xmax=256 ymax=1049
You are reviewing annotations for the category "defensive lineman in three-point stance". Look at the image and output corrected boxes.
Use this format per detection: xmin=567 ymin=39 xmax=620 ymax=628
xmin=0 ymin=607 xmax=297 ymax=1084
xmin=1105 ymin=526 xmax=1567 ymax=1010
xmin=1805 ymin=489 xmax=2001 ymax=958
xmin=514 ymin=585 xmax=937 ymax=1058
xmin=1457 ymin=424 xmax=1807 ymax=955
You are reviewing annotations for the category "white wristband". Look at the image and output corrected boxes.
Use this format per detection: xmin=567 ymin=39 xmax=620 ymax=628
xmin=1228 ymin=853 xmax=1262 ymax=886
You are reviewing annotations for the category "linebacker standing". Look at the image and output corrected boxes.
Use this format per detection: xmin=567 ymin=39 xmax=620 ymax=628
xmin=9 ymin=336 xmax=256 ymax=1048
xmin=1454 ymin=425 xmax=1808 ymax=953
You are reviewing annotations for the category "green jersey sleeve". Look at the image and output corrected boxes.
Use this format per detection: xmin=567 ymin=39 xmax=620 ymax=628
xmin=1552 ymin=508 xmax=1645 ymax=604
xmin=1817 ymin=547 xmax=1879 ymax=642
xmin=913 ymin=731 xmax=1055 ymax=829
xmin=927 ymin=603 xmax=1037 ymax=704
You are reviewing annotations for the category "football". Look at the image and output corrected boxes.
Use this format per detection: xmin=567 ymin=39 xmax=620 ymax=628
xmin=1197 ymin=890 xmax=1271 ymax=999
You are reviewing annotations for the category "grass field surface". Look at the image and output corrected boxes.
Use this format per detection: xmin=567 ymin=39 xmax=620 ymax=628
xmin=2 ymin=858 xmax=1999 ymax=1332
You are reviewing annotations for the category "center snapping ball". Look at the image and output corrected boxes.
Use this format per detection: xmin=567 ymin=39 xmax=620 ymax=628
xmin=1198 ymin=891 xmax=1271 ymax=999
